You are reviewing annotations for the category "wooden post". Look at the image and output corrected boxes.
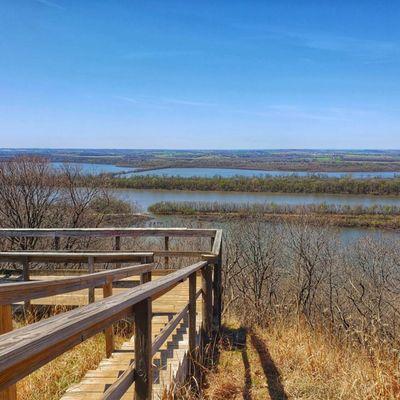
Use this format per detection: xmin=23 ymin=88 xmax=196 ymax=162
xmin=114 ymin=236 xmax=121 ymax=270
xmin=164 ymin=236 xmax=169 ymax=268
xmin=88 ymin=256 xmax=95 ymax=304
xmin=22 ymin=257 xmax=31 ymax=312
xmin=54 ymin=236 xmax=60 ymax=250
xmin=140 ymin=256 xmax=152 ymax=284
xmin=201 ymin=264 xmax=212 ymax=340
xmin=134 ymin=298 xmax=152 ymax=400
xmin=0 ymin=305 xmax=16 ymax=400
xmin=188 ymin=272 xmax=197 ymax=375
xmin=213 ymin=242 xmax=222 ymax=330
xmin=103 ymin=277 xmax=114 ymax=358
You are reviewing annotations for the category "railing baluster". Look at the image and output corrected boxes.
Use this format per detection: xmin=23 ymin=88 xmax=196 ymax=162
xmin=54 ymin=236 xmax=60 ymax=250
xmin=201 ymin=264 xmax=213 ymax=340
xmin=114 ymin=236 xmax=120 ymax=270
xmin=0 ymin=304 xmax=16 ymax=400
xmin=103 ymin=277 xmax=114 ymax=358
xmin=188 ymin=271 xmax=197 ymax=376
xmin=88 ymin=256 xmax=95 ymax=303
xmin=134 ymin=298 xmax=152 ymax=400
xmin=140 ymin=256 xmax=153 ymax=284
xmin=22 ymin=257 xmax=30 ymax=313
xmin=213 ymin=242 xmax=222 ymax=330
xmin=164 ymin=236 xmax=169 ymax=268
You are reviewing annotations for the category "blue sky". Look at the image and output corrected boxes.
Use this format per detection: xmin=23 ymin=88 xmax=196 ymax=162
xmin=0 ymin=0 xmax=399 ymax=149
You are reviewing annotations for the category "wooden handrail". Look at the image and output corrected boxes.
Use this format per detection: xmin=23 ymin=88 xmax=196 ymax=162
xmin=0 ymin=251 xmax=153 ymax=264
xmin=0 ymin=227 xmax=224 ymax=399
xmin=0 ymin=260 xmax=207 ymax=390
xmin=0 ymin=263 xmax=153 ymax=305
xmin=0 ymin=228 xmax=216 ymax=238
xmin=103 ymin=288 xmax=202 ymax=400
xmin=152 ymin=289 xmax=202 ymax=356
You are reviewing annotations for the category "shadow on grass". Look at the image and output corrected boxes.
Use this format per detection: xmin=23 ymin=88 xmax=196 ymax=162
xmin=221 ymin=326 xmax=252 ymax=399
xmin=200 ymin=325 xmax=287 ymax=400
xmin=250 ymin=331 xmax=288 ymax=400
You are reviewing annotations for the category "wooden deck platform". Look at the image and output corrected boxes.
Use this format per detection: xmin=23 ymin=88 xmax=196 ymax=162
xmin=42 ymin=272 xmax=204 ymax=399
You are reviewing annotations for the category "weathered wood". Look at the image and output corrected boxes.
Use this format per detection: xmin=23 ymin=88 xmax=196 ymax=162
xmin=0 ymin=226 xmax=223 ymax=398
xmin=154 ymin=250 xmax=206 ymax=258
xmin=114 ymin=236 xmax=121 ymax=270
xmin=152 ymin=301 xmax=191 ymax=356
xmin=103 ymin=278 xmax=114 ymax=358
xmin=164 ymin=236 xmax=169 ymax=267
xmin=134 ymin=298 xmax=152 ymax=400
xmin=0 ymin=261 xmax=207 ymax=390
xmin=0 ymin=251 xmax=153 ymax=264
xmin=102 ymin=361 xmax=135 ymax=400
xmin=0 ymin=305 xmax=16 ymax=400
xmin=213 ymin=240 xmax=222 ymax=330
xmin=188 ymin=273 xmax=197 ymax=376
xmin=114 ymin=236 xmax=121 ymax=251
xmin=88 ymin=256 xmax=95 ymax=304
xmin=211 ymin=229 xmax=222 ymax=256
xmin=0 ymin=263 xmax=152 ymax=305
xmin=140 ymin=255 xmax=153 ymax=285
xmin=22 ymin=258 xmax=31 ymax=312
xmin=0 ymin=228 xmax=216 ymax=238
xmin=201 ymin=265 xmax=213 ymax=339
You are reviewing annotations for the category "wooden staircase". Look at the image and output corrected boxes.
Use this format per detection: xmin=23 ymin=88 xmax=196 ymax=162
xmin=61 ymin=282 xmax=203 ymax=399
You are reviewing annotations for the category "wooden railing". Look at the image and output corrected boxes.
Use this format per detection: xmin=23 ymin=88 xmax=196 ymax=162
xmin=0 ymin=228 xmax=223 ymax=400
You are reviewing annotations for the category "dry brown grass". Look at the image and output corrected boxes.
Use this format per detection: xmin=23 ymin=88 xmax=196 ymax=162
xmin=17 ymin=334 xmax=106 ymax=400
xmin=17 ymin=332 xmax=126 ymax=400
xmin=200 ymin=319 xmax=400 ymax=400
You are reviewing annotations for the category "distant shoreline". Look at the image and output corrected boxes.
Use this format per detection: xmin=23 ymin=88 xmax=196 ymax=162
xmin=148 ymin=201 xmax=400 ymax=229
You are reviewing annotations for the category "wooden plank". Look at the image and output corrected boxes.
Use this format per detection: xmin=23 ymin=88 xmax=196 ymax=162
xmin=0 ymin=261 xmax=207 ymax=390
xmin=0 ymin=305 xmax=16 ymax=400
xmin=211 ymin=229 xmax=222 ymax=256
xmin=0 ymin=264 xmax=153 ymax=305
xmin=102 ymin=361 xmax=135 ymax=400
xmin=0 ymin=228 xmax=216 ymax=238
xmin=134 ymin=298 xmax=152 ymax=400
xmin=152 ymin=304 xmax=188 ymax=356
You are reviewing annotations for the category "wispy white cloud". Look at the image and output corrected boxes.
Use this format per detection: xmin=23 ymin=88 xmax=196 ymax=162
xmin=232 ymin=23 xmax=398 ymax=62
xmin=123 ymin=50 xmax=202 ymax=60
xmin=161 ymin=98 xmax=218 ymax=107
xmin=114 ymin=95 xmax=217 ymax=109
xmin=34 ymin=0 xmax=65 ymax=10
xmin=114 ymin=94 xmax=381 ymax=123
xmin=113 ymin=95 xmax=140 ymax=104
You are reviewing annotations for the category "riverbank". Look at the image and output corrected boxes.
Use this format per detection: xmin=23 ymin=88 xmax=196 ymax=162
xmin=106 ymin=175 xmax=400 ymax=196
xmin=148 ymin=201 xmax=400 ymax=229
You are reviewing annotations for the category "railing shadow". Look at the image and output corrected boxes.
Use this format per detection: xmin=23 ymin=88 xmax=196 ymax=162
xmin=221 ymin=326 xmax=252 ymax=400
xmin=250 ymin=331 xmax=288 ymax=400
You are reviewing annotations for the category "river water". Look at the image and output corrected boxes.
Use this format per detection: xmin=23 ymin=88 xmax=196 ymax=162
xmin=51 ymin=163 xmax=400 ymax=179
xmin=111 ymin=188 xmax=400 ymax=211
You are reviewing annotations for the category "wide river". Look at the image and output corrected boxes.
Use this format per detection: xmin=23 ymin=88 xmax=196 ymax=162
xmin=52 ymin=162 xmax=400 ymax=179
xmin=111 ymin=188 xmax=400 ymax=211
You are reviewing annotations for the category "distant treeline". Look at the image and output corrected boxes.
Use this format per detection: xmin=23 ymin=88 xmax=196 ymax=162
xmin=148 ymin=201 xmax=400 ymax=216
xmin=107 ymin=175 xmax=400 ymax=196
